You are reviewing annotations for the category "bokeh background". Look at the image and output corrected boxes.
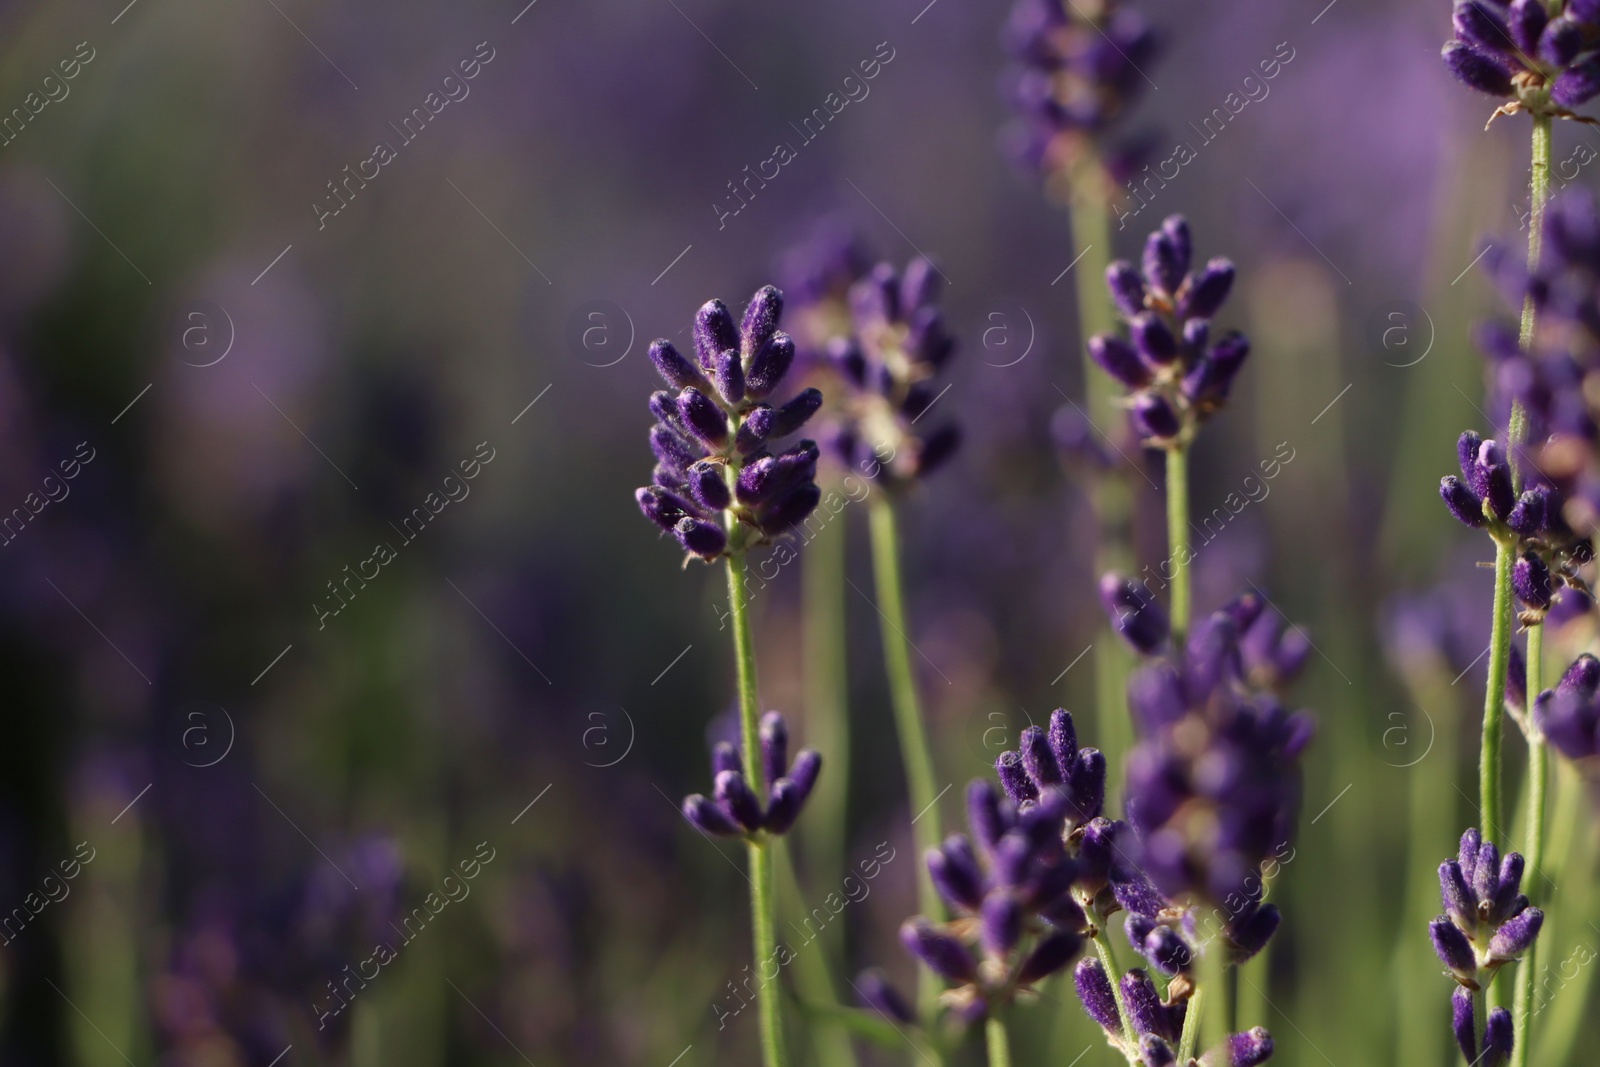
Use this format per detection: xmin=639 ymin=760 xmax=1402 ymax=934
xmin=0 ymin=0 xmax=1592 ymax=1063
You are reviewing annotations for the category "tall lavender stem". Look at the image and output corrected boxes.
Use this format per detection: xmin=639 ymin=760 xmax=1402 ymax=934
xmin=1166 ymin=445 xmax=1191 ymax=639
xmin=725 ymin=554 xmax=791 ymax=1067
xmin=1067 ymin=148 xmax=1136 ymax=789
xmin=1481 ymin=538 xmax=1514 ymax=854
xmin=985 ymin=1016 xmax=1013 ymax=1067
xmin=867 ymin=496 xmax=947 ymax=1017
xmin=1510 ymin=622 xmax=1546 ymax=1067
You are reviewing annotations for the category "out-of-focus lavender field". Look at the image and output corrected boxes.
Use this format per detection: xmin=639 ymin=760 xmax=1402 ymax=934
xmin=0 ymin=0 xmax=1593 ymax=1064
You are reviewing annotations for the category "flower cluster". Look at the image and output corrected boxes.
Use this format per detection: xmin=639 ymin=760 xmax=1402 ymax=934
xmin=1088 ymin=215 xmax=1248 ymax=447
xmin=776 ymin=218 xmax=872 ymax=360
xmin=999 ymin=0 xmax=1160 ymax=187
xmin=1439 ymin=430 xmax=1593 ymax=622
xmin=1076 ymin=956 xmax=1274 ymax=1067
xmin=1099 ymin=589 xmax=1313 ymax=949
xmin=636 ymin=286 xmax=825 ymax=561
xmin=1428 ymin=829 xmax=1542 ymax=1067
xmin=1533 ymin=651 xmax=1600 ymax=761
xmin=1480 ymin=188 xmax=1600 ymax=541
xmin=1442 ymin=0 xmax=1600 ymax=123
xmin=681 ymin=711 xmax=822 ymax=837
xmin=821 ymin=257 xmax=961 ymax=486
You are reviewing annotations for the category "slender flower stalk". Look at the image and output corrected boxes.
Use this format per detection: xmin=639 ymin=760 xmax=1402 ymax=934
xmin=868 ymin=495 xmax=947 ymax=934
xmin=1177 ymin=986 xmax=1204 ymax=1064
xmin=1166 ymin=445 xmax=1191 ymax=639
xmin=1482 ymin=537 xmax=1515 ymax=847
xmin=985 ymin=1016 xmax=1013 ymax=1067
xmin=1509 ymin=624 xmax=1545 ymax=1067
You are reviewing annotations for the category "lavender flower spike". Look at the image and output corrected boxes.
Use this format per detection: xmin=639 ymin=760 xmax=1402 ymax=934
xmin=679 ymin=711 xmax=822 ymax=837
xmin=1442 ymin=0 xmax=1600 ymax=123
xmin=636 ymin=286 xmax=824 ymax=561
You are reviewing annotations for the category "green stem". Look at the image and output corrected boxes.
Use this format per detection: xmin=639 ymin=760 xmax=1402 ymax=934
xmin=1510 ymin=624 xmax=1546 ymax=1067
xmin=985 ymin=1015 xmax=1013 ymax=1067
xmin=1481 ymin=537 xmax=1514 ymax=851
xmin=867 ymin=495 xmax=947 ymax=1016
xmin=1166 ymin=446 xmax=1191 ymax=640
xmin=725 ymin=555 xmax=790 ymax=1067
xmin=1519 ymin=114 xmax=1551 ymax=355
xmin=1178 ymin=987 xmax=1205 ymax=1065
xmin=1092 ymin=930 xmax=1135 ymax=1051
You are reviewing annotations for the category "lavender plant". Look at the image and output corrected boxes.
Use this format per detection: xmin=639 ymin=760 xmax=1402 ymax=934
xmin=817 ymin=256 xmax=961 ymax=1033
xmin=637 ymin=285 xmax=828 ymax=1067
xmin=1434 ymin=6 xmax=1600 ymax=1059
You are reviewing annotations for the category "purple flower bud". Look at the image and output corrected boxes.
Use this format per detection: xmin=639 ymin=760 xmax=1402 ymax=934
xmin=1453 ymin=987 xmax=1477 ymax=1064
xmin=1484 ymin=1007 xmax=1513 ymax=1067
xmin=1122 ymin=968 xmax=1170 ymax=1040
xmin=855 ymin=968 xmax=915 ymax=1023
xmin=737 ymin=442 xmax=819 ymax=504
xmin=1074 ymin=957 xmax=1121 ymax=1033
xmin=1227 ymin=902 xmax=1280 ymax=962
xmin=711 ymin=741 xmax=741 ymax=777
xmin=1559 ymin=652 xmax=1600 ymax=697
xmin=1068 ymin=748 xmax=1107 ymax=822
xmin=1077 ymin=818 xmax=1117 ymax=890
xmin=1460 ymin=828 xmax=1483 ymax=879
xmin=1555 ymin=59 xmax=1600 ymax=107
xmin=1473 ymin=840 xmax=1503 ymax=908
xmin=746 ymin=334 xmax=796 ymax=400
xmin=1440 ymin=860 xmax=1477 ymax=929
xmin=981 ymin=890 xmax=1024 ymax=957
xmin=682 ymin=793 xmax=742 ymax=836
xmin=1514 ymin=552 xmax=1553 ymax=610
xmin=1488 ymin=906 xmax=1543 ymax=959
xmin=1107 ymin=261 xmax=1147 ymax=317
xmin=1089 ymin=334 xmax=1153 ymax=388
xmin=1128 ymin=663 xmax=1187 ymax=732
xmin=1179 ymin=257 xmax=1236 ymax=320
xmin=968 ymin=780 xmax=1009 ymax=853
xmin=1454 ymin=2 xmax=1515 ymax=56
xmin=651 ymin=339 xmax=710 ymax=389
xmin=899 ymin=917 xmax=977 ymax=982
xmin=1141 ymin=1036 xmax=1178 ymax=1067
xmin=788 ymin=749 xmax=822 ymax=801
xmin=1459 ymin=431 xmax=1484 ymax=482
xmin=1508 ymin=0 xmax=1548 ymax=53
xmin=1442 ymin=41 xmax=1514 ymax=96
xmin=1507 ymin=488 xmax=1547 ymax=536
xmin=735 ymin=405 xmax=776 ymax=455
xmin=1430 ymin=917 xmax=1478 ymax=977
xmin=1018 ymin=929 xmax=1082 ymax=983
xmin=1101 ymin=573 xmax=1171 ymax=654
xmin=771 ymin=388 xmax=822 ymax=437
xmin=996 ymin=751 xmax=1040 ymax=805
xmin=1144 ymin=230 xmax=1184 ymax=298
xmin=740 ymin=286 xmax=784 ymax=362
xmin=651 ymin=424 xmax=702 ymax=474
xmin=1571 ymin=0 xmax=1600 ymax=21
xmin=1162 ymin=216 xmax=1192 ymax=277
xmin=1480 ymin=463 xmax=1516 ymax=523
xmin=1540 ymin=17 xmax=1582 ymax=66
xmin=1440 ymin=476 xmax=1486 ymax=528
xmin=756 ymin=482 xmax=822 ymax=534
xmin=991 ymin=832 xmax=1034 ymax=888
xmin=763 ymin=777 xmax=806 ymax=833
xmin=1131 ymin=313 xmax=1179 ymax=367
xmin=687 ymin=461 xmax=731 ymax=512
xmin=1019 ymin=725 xmax=1063 ymax=789
xmin=1142 ymin=923 xmax=1195 ymax=976
xmin=1132 ymin=394 xmax=1181 ymax=441
xmin=1048 ymin=709 xmax=1079 ymax=778
xmin=637 ymin=486 xmax=690 ymax=531
xmin=674 ymin=517 xmax=727 ymax=559
xmin=928 ymin=837 xmax=987 ymax=911
xmin=759 ymin=711 xmax=788 ymax=787
xmin=712 ymin=348 xmax=746 ymax=406
xmin=714 ymin=769 xmax=764 ymax=831
xmin=676 ymin=388 xmax=728 ymax=447
xmin=1211 ymin=1028 xmax=1274 ymax=1067
xmin=694 ymin=299 xmax=739 ymax=367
